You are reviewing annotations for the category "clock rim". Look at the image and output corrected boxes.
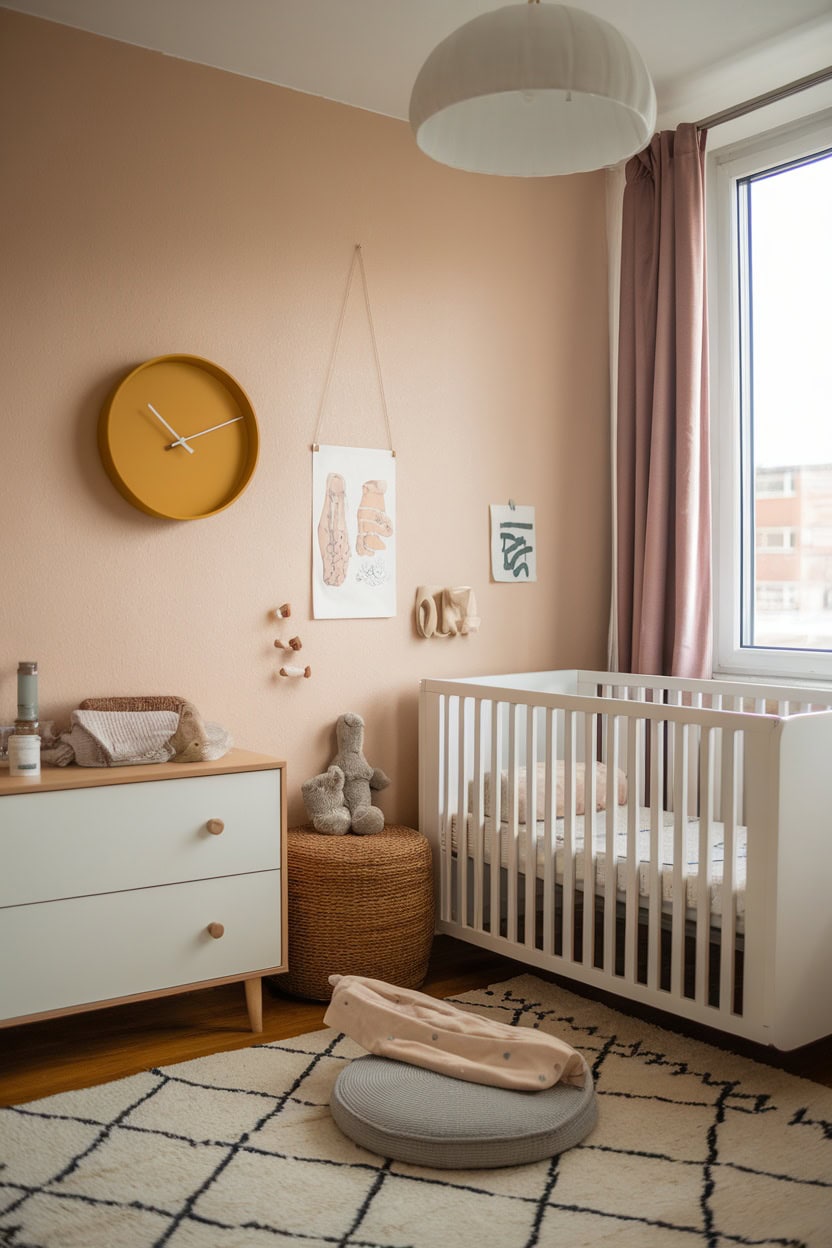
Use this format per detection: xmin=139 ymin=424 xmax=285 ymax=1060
xmin=99 ymin=353 xmax=260 ymax=521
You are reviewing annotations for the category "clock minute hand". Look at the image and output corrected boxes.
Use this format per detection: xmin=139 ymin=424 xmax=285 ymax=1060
xmin=167 ymin=415 xmax=243 ymax=447
xmin=147 ymin=403 xmax=195 ymax=454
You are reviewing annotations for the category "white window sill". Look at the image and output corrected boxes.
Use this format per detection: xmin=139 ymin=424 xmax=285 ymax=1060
xmin=713 ymin=663 xmax=832 ymax=692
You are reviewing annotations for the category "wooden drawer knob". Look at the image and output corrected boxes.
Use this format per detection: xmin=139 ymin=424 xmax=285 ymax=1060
xmin=207 ymin=922 xmax=225 ymax=939
xmin=206 ymin=819 xmax=225 ymax=836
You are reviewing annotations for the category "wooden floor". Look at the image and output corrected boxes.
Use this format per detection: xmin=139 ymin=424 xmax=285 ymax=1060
xmin=1 ymin=936 xmax=830 ymax=1107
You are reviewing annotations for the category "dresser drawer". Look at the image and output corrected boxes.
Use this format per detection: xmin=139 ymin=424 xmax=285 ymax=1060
xmin=0 ymin=869 xmax=282 ymax=1022
xmin=0 ymin=768 xmax=281 ymax=906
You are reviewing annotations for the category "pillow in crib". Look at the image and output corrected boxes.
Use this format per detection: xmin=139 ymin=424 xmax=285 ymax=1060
xmin=475 ymin=761 xmax=627 ymax=822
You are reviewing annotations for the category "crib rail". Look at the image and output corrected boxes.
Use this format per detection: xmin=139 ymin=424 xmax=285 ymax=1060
xmin=579 ymin=669 xmax=832 ymax=718
xmin=419 ymin=672 xmax=802 ymax=1045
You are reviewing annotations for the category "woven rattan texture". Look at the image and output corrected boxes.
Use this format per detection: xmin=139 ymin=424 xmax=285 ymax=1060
xmin=79 ymin=696 xmax=185 ymax=711
xmin=278 ymin=825 xmax=434 ymax=1001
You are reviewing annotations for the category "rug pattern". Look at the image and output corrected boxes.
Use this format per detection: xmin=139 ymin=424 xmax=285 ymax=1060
xmin=1 ymin=973 xmax=830 ymax=1247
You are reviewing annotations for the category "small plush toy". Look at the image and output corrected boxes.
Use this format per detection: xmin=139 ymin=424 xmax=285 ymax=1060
xmin=332 ymin=711 xmax=390 ymax=834
xmin=169 ymin=699 xmax=209 ymax=763
xmin=301 ymin=764 xmax=351 ymax=835
xmin=301 ymin=712 xmax=390 ymax=835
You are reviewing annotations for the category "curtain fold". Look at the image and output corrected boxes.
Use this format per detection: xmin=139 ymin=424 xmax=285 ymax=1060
xmin=616 ymin=123 xmax=712 ymax=679
xmin=606 ymin=164 xmax=625 ymax=672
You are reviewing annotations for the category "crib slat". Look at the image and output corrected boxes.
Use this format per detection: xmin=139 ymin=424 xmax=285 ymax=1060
xmin=695 ymin=726 xmax=714 ymax=1006
xmin=506 ymin=704 xmax=519 ymax=943
xmin=583 ymin=712 xmax=597 ymax=970
xmin=442 ymin=695 xmax=452 ymax=923
xmin=647 ymin=717 xmax=664 ymax=990
xmin=471 ymin=698 xmax=484 ymax=931
xmin=720 ymin=730 xmax=738 ymax=1013
xmin=688 ymin=694 xmax=702 ymax=818
xmin=604 ymin=713 xmax=618 ymax=974
xmin=524 ymin=704 xmax=538 ymax=948
xmin=489 ymin=700 xmax=503 ymax=939
xmin=671 ymin=721 xmax=689 ymax=999
xmin=624 ymin=714 xmax=639 ymax=983
xmin=665 ymin=688 xmax=681 ymax=805
xmin=562 ymin=709 xmax=576 ymax=962
xmin=458 ymin=697 xmax=468 ymax=930
xmin=542 ymin=707 xmax=556 ymax=956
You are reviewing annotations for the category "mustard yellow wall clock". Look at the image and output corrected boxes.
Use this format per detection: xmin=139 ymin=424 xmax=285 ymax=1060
xmin=98 ymin=354 xmax=259 ymax=520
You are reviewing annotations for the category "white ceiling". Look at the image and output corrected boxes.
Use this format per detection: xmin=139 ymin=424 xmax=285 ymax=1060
xmin=4 ymin=0 xmax=832 ymax=130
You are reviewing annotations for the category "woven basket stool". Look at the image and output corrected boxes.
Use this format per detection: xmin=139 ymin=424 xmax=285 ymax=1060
xmin=276 ymin=825 xmax=435 ymax=1001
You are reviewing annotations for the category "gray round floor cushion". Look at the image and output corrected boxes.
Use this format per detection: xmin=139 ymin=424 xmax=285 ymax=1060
xmin=330 ymin=1055 xmax=598 ymax=1169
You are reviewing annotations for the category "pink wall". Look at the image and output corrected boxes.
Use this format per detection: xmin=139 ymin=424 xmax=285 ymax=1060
xmin=0 ymin=11 xmax=611 ymax=826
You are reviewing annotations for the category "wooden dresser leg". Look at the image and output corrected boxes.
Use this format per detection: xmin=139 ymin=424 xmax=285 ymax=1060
xmin=244 ymin=977 xmax=263 ymax=1033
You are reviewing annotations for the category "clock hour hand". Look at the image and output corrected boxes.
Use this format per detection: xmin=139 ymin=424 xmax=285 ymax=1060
xmin=147 ymin=403 xmax=195 ymax=454
xmin=166 ymin=415 xmax=243 ymax=448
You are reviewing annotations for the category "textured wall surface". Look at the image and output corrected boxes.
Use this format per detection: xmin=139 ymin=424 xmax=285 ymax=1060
xmin=0 ymin=10 xmax=611 ymax=825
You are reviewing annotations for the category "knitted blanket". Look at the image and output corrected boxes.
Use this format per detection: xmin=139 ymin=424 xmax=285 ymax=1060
xmin=60 ymin=709 xmax=231 ymax=767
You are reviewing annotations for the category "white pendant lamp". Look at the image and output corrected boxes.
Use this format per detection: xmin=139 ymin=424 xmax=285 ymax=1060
xmin=409 ymin=0 xmax=657 ymax=177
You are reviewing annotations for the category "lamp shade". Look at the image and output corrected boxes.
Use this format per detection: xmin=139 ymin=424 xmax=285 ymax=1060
xmin=409 ymin=2 xmax=657 ymax=176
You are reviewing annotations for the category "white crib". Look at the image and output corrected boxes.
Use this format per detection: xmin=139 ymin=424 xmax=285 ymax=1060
xmin=419 ymin=669 xmax=832 ymax=1050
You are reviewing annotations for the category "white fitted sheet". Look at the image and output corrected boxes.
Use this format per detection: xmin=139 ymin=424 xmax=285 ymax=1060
xmin=446 ymin=805 xmax=747 ymax=919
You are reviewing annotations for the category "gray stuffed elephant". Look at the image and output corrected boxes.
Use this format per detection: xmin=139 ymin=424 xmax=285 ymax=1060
xmin=301 ymin=712 xmax=390 ymax=835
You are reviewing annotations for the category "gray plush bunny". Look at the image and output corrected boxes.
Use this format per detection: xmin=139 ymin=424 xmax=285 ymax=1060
xmin=331 ymin=711 xmax=390 ymax=834
xmin=302 ymin=712 xmax=390 ymax=835
xmin=301 ymin=764 xmax=351 ymax=835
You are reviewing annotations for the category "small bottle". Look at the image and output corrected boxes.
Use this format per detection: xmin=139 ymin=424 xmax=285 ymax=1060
xmin=10 ymin=661 xmax=41 ymax=776
xmin=8 ymin=732 xmax=41 ymax=779
xmin=17 ymin=661 xmax=38 ymax=719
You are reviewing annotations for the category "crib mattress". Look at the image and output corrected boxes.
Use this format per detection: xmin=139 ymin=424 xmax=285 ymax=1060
xmin=445 ymin=806 xmax=747 ymax=919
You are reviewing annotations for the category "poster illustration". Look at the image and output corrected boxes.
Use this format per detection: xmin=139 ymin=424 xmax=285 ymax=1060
xmin=313 ymin=444 xmax=397 ymax=618
xmin=490 ymin=503 xmax=537 ymax=582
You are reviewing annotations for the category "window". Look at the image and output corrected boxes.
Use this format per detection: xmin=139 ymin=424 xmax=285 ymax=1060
xmin=755 ymin=582 xmax=799 ymax=611
xmin=755 ymin=468 xmax=795 ymax=498
xmin=710 ymin=110 xmax=832 ymax=680
xmin=755 ymin=526 xmax=796 ymax=553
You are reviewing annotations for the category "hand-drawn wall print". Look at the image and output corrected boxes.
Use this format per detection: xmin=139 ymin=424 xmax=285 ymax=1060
xmin=490 ymin=503 xmax=537 ymax=582
xmin=313 ymin=445 xmax=397 ymax=618
xmin=356 ymin=479 xmax=394 ymax=557
xmin=318 ymin=473 xmax=351 ymax=586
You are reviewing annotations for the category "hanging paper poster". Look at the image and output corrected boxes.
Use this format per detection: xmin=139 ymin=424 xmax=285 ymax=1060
xmin=490 ymin=504 xmax=537 ymax=582
xmin=313 ymin=444 xmax=397 ymax=618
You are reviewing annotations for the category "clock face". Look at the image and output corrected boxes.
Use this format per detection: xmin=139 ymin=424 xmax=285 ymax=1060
xmin=99 ymin=355 xmax=259 ymax=520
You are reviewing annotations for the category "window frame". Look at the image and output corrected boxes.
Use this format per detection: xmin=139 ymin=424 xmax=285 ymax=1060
xmin=709 ymin=107 xmax=832 ymax=682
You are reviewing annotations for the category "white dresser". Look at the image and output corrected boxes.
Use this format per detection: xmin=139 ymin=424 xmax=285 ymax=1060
xmin=0 ymin=748 xmax=286 ymax=1033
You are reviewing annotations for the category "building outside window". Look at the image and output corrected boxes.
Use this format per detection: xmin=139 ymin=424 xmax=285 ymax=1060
xmin=755 ymin=467 xmax=795 ymax=498
xmin=755 ymin=525 xmax=797 ymax=553
xmin=754 ymin=466 xmax=832 ymax=647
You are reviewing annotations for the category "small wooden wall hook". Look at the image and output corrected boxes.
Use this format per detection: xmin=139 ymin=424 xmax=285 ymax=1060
xmin=280 ymin=664 xmax=312 ymax=678
xmin=274 ymin=636 xmax=302 ymax=651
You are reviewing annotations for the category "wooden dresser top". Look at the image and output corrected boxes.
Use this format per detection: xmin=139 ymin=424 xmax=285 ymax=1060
xmin=0 ymin=748 xmax=284 ymax=798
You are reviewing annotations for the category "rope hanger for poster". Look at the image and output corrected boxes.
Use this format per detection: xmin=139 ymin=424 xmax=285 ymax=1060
xmin=312 ymin=244 xmax=396 ymax=457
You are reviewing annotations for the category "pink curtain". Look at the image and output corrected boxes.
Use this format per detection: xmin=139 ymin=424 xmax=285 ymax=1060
xmin=616 ymin=123 xmax=711 ymax=679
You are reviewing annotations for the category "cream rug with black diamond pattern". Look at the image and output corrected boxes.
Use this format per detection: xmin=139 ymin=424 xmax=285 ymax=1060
xmin=1 ymin=974 xmax=830 ymax=1248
